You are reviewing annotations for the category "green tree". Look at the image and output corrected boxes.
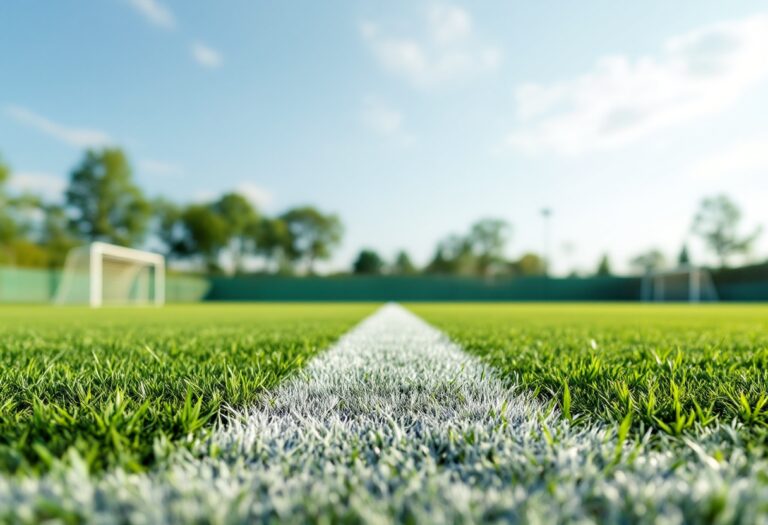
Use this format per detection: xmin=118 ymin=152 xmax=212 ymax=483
xmin=212 ymin=193 xmax=259 ymax=273
xmin=677 ymin=244 xmax=691 ymax=267
xmin=280 ymin=206 xmax=343 ymax=273
xmin=392 ymin=250 xmax=417 ymax=274
xmin=40 ymin=203 xmax=80 ymax=267
xmin=426 ymin=234 xmax=474 ymax=275
xmin=692 ymin=194 xmax=761 ymax=267
xmin=595 ymin=254 xmax=612 ymax=276
xmin=352 ymin=249 xmax=385 ymax=274
xmin=508 ymin=253 xmax=545 ymax=276
xmin=0 ymin=154 xmax=16 ymax=244
xmin=629 ymin=249 xmax=665 ymax=274
xmin=467 ymin=218 xmax=510 ymax=276
xmin=179 ymin=204 xmax=229 ymax=272
xmin=253 ymin=217 xmax=292 ymax=274
xmin=66 ymin=148 xmax=150 ymax=246
xmin=151 ymin=198 xmax=185 ymax=260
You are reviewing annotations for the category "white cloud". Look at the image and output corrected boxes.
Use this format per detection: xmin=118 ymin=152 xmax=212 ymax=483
xmin=191 ymin=42 xmax=223 ymax=68
xmin=8 ymin=172 xmax=66 ymax=201
xmin=428 ymin=4 xmax=472 ymax=44
xmin=236 ymin=182 xmax=273 ymax=209
xmin=688 ymin=137 xmax=768 ymax=182
xmin=192 ymin=183 xmax=273 ymax=209
xmin=192 ymin=190 xmax=217 ymax=204
xmin=507 ymin=13 xmax=768 ymax=155
xmin=6 ymin=105 xmax=113 ymax=148
xmin=126 ymin=0 xmax=175 ymax=29
xmin=362 ymin=99 xmax=403 ymax=136
xmin=138 ymin=159 xmax=184 ymax=177
xmin=361 ymin=5 xmax=500 ymax=88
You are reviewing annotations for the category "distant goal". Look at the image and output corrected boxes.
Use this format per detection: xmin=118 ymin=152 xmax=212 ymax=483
xmin=641 ymin=265 xmax=718 ymax=303
xmin=55 ymin=242 xmax=165 ymax=307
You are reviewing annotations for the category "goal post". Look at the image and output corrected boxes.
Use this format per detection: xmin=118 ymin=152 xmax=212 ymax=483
xmin=55 ymin=242 xmax=165 ymax=307
xmin=641 ymin=265 xmax=718 ymax=303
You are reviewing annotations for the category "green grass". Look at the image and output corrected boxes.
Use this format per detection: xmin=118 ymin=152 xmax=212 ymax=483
xmin=0 ymin=304 xmax=375 ymax=475
xmin=4 ymin=303 xmax=768 ymax=523
xmin=411 ymin=303 xmax=768 ymax=440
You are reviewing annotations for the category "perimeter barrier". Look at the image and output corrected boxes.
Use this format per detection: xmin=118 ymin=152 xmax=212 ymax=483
xmin=0 ymin=267 xmax=210 ymax=303
xmin=3 ymin=265 xmax=768 ymax=303
xmin=206 ymin=275 xmax=642 ymax=302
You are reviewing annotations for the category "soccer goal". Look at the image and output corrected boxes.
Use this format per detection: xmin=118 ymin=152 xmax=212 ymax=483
xmin=641 ymin=265 xmax=718 ymax=303
xmin=55 ymin=242 xmax=165 ymax=307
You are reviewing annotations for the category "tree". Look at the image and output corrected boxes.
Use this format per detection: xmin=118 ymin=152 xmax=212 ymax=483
xmin=179 ymin=204 xmax=229 ymax=272
xmin=508 ymin=253 xmax=545 ymax=276
xmin=0 ymin=154 xmax=16 ymax=244
xmin=595 ymin=254 xmax=612 ymax=276
xmin=151 ymin=198 xmax=186 ymax=259
xmin=629 ymin=249 xmax=665 ymax=274
xmin=692 ymin=194 xmax=761 ymax=267
xmin=677 ymin=244 xmax=691 ymax=267
xmin=253 ymin=217 xmax=292 ymax=274
xmin=392 ymin=250 xmax=417 ymax=274
xmin=467 ymin=218 xmax=510 ymax=276
xmin=280 ymin=206 xmax=343 ymax=273
xmin=39 ymin=203 xmax=79 ymax=267
xmin=212 ymin=193 xmax=259 ymax=273
xmin=353 ymin=249 xmax=385 ymax=274
xmin=425 ymin=234 xmax=474 ymax=275
xmin=66 ymin=148 xmax=150 ymax=246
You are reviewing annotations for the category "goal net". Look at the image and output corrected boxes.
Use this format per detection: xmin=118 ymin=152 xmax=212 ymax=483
xmin=641 ymin=265 xmax=718 ymax=303
xmin=54 ymin=242 xmax=165 ymax=307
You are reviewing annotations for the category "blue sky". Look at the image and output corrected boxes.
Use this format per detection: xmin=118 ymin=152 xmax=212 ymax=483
xmin=2 ymin=1 xmax=768 ymax=274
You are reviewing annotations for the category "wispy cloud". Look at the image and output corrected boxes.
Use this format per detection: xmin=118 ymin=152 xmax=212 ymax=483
xmin=362 ymin=98 xmax=403 ymax=135
xmin=126 ymin=0 xmax=175 ymax=30
xmin=193 ymin=183 xmax=273 ymax=208
xmin=236 ymin=182 xmax=273 ymax=209
xmin=191 ymin=42 xmax=223 ymax=68
xmin=688 ymin=137 xmax=768 ymax=182
xmin=138 ymin=159 xmax=184 ymax=177
xmin=6 ymin=105 xmax=113 ymax=148
xmin=361 ymin=97 xmax=414 ymax=145
xmin=507 ymin=13 xmax=768 ymax=155
xmin=361 ymin=5 xmax=500 ymax=88
xmin=8 ymin=172 xmax=66 ymax=201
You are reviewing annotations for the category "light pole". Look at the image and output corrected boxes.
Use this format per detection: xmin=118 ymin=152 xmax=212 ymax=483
xmin=541 ymin=208 xmax=552 ymax=276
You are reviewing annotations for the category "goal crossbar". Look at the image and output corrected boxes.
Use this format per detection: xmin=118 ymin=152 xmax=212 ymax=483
xmin=56 ymin=242 xmax=165 ymax=307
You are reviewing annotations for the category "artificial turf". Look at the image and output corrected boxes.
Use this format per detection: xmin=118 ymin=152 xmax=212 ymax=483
xmin=411 ymin=303 xmax=768 ymax=440
xmin=0 ymin=304 xmax=376 ymax=474
xmin=3 ymin=303 xmax=768 ymax=523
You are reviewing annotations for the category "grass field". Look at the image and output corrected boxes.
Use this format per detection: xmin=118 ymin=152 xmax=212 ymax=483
xmin=0 ymin=304 xmax=376 ymax=474
xmin=413 ymin=304 xmax=768 ymax=438
xmin=2 ymin=303 xmax=768 ymax=523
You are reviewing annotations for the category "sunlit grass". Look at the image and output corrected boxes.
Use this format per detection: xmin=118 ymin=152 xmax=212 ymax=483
xmin=410 ymin=303 xmax=768 ymax=440
xmin=0 ymin=304 xmax=376 ymax=474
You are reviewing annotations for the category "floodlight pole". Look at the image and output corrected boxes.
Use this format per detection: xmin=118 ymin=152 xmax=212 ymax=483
xmin=541 ymin=208 xmax=552 ymax=276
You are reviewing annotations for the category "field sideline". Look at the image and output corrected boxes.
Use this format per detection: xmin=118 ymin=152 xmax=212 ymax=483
xmin=2 ymin=303 xmax=768 ymax=523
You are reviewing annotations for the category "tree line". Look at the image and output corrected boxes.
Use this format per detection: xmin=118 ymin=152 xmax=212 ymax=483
xmin=0 ymin=147 xmax=762 ymax=276
xmin=627 ymin=194 xmax=762 ymax=275
xmin=352 ymin=218 xmax=547 ymax=277
xmin=0 ymin=148 xmax=342 ymax=274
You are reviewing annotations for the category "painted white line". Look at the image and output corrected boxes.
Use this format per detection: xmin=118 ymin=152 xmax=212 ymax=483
xmin=2 ymin=304 xmax=767 ymax=524
xmin=211 ymin=303 xmax=542 ymax=458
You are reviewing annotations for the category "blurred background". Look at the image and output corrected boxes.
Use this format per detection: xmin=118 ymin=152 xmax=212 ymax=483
xmin=1 ymin=1 xmax=767 ymax=301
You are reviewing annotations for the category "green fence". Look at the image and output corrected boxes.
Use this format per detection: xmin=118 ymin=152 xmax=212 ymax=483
xmin=4 ymin=265 xmax=768 ymax=303
xmin=206 ymin=275 xmax=643 ymax=302
xmin=0 ymin=267 xmax=210 ymax=304
xmin=711 ymin=263 xmax=768 ymax=301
